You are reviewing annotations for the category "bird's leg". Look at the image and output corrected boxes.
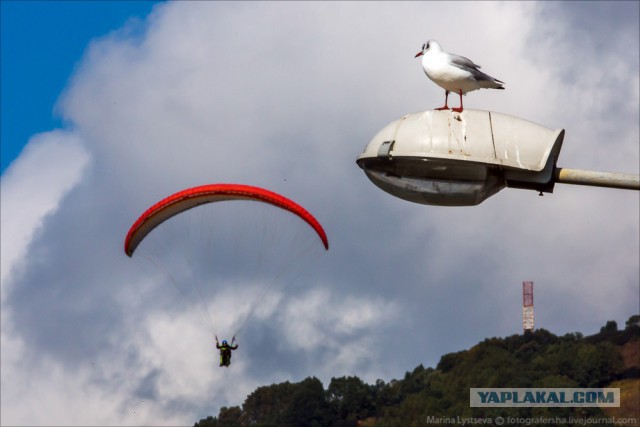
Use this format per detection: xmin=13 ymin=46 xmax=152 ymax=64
xmin=435 ymin=90 xmax=450 ymax=111
xmin=451 ymin=90 xmax=464 ymax=113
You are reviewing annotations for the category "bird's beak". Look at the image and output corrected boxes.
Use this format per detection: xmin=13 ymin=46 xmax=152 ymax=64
xmin=414 ymin=51 xmax=423 ymax=58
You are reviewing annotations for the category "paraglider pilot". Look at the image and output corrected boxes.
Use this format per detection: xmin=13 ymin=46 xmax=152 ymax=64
xmin=216 ymin=336 xmax=238 ymax=367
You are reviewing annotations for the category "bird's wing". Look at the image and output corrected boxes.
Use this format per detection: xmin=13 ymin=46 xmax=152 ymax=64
xmin=448 ymin=53 xmax=502 ymax=83
xmin=449 ymin=54 xmax=482 ymax=71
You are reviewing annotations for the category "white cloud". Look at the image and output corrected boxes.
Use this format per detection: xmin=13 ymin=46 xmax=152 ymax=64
xmin=279 ymin=287 xmax=396 ymax=350
xmin=276 ymin=287 xmax=399 ymax=382
xmin=1 ymin=1 xmax=637 ymax=425
xmin=1 ymin=130 xmax=91 ymax=423
xmin=0 ymin=130 xmax=89 ymax=290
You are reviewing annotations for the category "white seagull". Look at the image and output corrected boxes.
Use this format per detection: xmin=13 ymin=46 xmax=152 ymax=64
xmin=415 ymin=40 xmax=504 ymax=113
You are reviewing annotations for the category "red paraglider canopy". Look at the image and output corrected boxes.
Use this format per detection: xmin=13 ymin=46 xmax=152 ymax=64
xmin=124 ymin=183 xmax=329 ymax=257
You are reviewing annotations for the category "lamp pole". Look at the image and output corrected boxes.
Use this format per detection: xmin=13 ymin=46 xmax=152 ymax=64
xmin=554 ymin=168 xmax=640 ymax=191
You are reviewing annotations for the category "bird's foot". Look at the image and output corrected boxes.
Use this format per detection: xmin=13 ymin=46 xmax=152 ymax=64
xmin=451 ymin=107 xmax=464 ymax=113
xmin=434 ymin=106 xmax=450 ymax=111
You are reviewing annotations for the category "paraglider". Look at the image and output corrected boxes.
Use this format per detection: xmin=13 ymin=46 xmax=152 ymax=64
xmin=124 ymin=183 xmax=328 ymax=367
xmin=216 ymin=336 xmax=238 ymax=367
xmin=124 ymin=183 xmax=328 ymax=257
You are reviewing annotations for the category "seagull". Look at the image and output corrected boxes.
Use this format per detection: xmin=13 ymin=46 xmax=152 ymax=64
xmin=415 ymin=40 xmax=504 ymax=113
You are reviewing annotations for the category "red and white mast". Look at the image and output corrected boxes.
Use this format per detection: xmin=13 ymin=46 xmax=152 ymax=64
xmin=523 ymin=281 xmax=534 ymax=332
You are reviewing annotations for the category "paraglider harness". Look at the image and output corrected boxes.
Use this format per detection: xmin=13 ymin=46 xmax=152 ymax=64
xmin=216 ymin=336 xmax=238 ymax=367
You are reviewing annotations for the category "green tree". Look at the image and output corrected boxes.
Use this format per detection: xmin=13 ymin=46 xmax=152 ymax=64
xmin=600 ymin=320 xmax=618 ymax=337
xmin=282 ymin=377 xmax=333 ymax=427
xmin=217 ymin=406 xmax=243 ymax=427
xmin=242 ymin=381 xmax=296 ymax=426
xmin=373 ymin=379 xmax=402 ymax=410
xmin=436 ymin=351 xmax=463 ymax=373
xmin=327 ymin=376 xmax=375 ymax=421
xmin=625 ymin=314 xmax=640 ymax=329
xmin=194 ymin=415 xmax=217 ymax=427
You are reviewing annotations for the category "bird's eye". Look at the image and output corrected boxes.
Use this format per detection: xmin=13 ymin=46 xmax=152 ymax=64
xmin=426 ymin=42 xmax=430 ymax=50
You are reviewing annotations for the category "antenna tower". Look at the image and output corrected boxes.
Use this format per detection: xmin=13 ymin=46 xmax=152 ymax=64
xmin=522 ymin=281 xmax=534 ymax=332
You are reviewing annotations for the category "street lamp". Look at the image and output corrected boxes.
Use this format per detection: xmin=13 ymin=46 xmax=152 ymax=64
xmin=356 ymin=110 xmax=639 ymax=206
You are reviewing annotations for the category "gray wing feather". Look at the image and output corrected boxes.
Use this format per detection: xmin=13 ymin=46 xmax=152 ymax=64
xmin=449 ymin=53 xmax=503 ymax=84
xmin=449 ymin=54 xmax=482 ymax=71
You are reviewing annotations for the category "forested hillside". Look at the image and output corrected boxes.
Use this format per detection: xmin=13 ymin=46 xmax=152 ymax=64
xmin=195 ymin=316 xmax=640 ymax=427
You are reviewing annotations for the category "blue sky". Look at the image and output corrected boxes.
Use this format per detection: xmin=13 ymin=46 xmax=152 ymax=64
xmin=1 ymin=1 xmax=159 ymax=172
xmin=1 ymin=2 xmax=638 ymax=425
